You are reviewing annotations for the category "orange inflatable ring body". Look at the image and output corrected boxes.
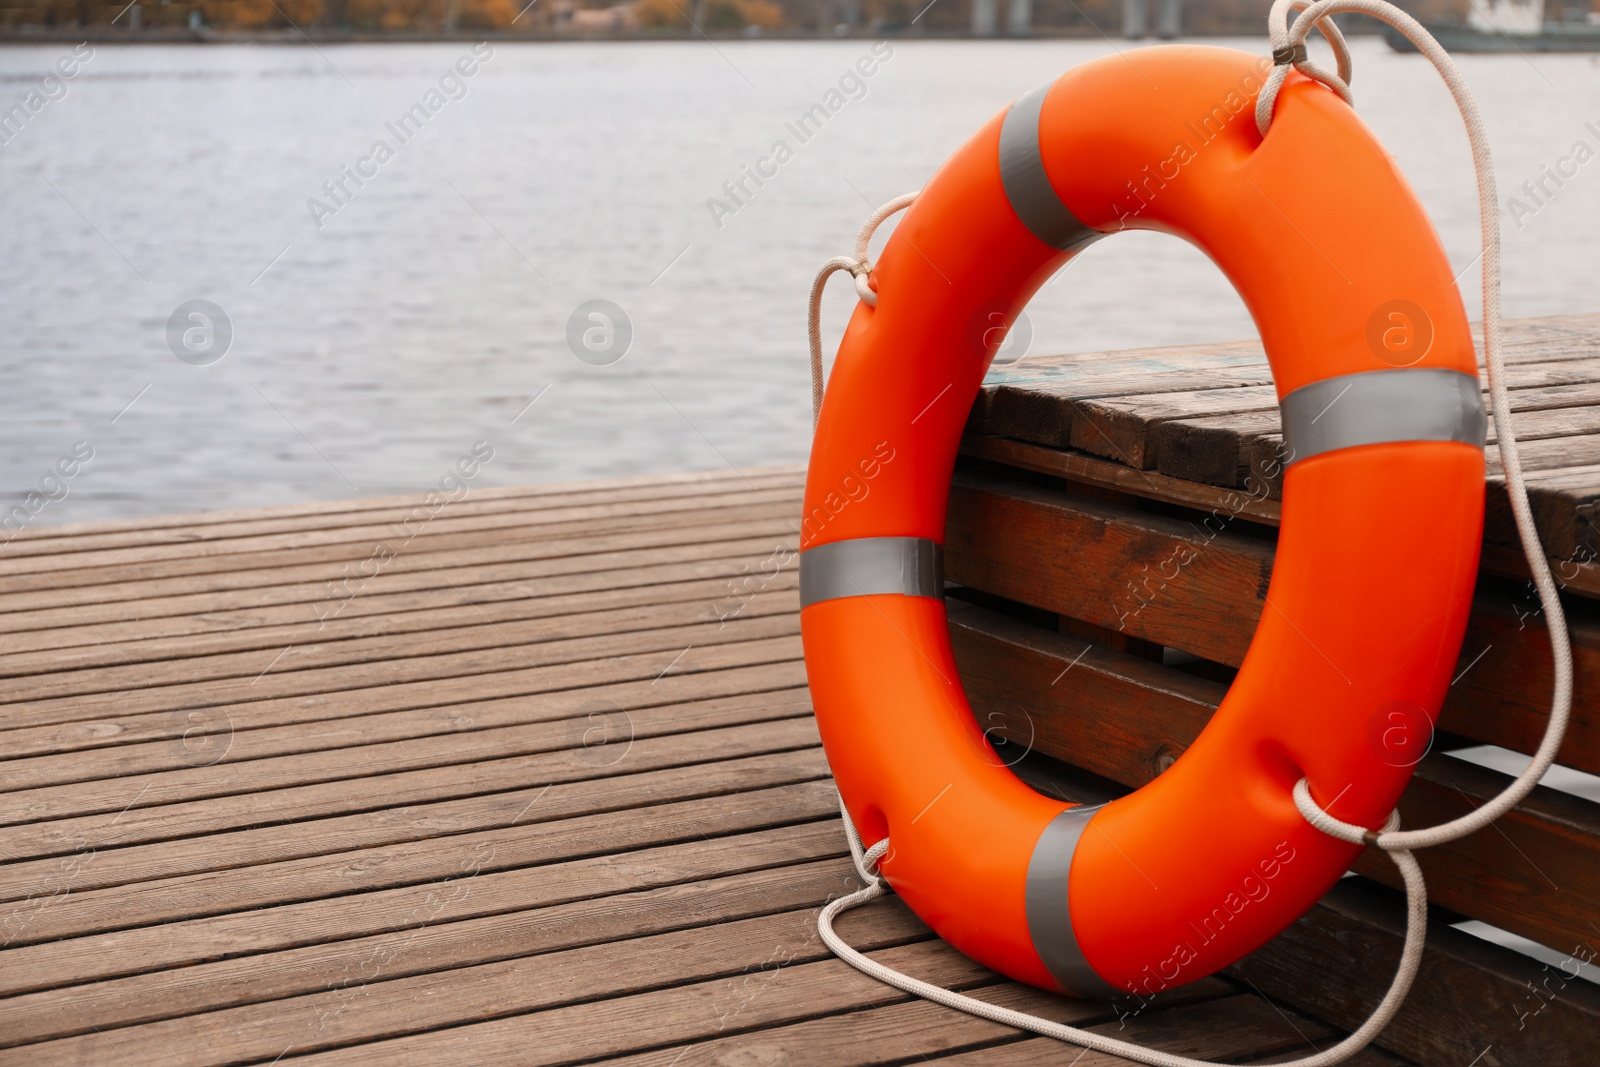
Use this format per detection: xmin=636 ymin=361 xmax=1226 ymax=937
xmin=800 ymin=45 xmax=1485 ymax=998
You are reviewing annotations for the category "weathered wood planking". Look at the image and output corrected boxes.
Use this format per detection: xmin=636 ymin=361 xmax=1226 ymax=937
xmin=945 ymin=473 xmax=1600 ymax=776
xmin=974 ymin=315 xmax=1600 ymax=453
xmin=946 ymin=596 xmax=1600 ymax=962
xmin=0 ymin=467 xmax=1370 ymax=1066
xmin=948 ymin=598 xmax=1600 ymax=1066
xmin=971 ymin=313 xmax=1600 ymax=556
xmin=948 ymin=378 xmax=1600 ymax=1067
xmin=959 ymin=433 xmax=1600 ymax=601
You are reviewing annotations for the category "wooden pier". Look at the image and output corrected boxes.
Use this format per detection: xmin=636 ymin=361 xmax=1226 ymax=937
xmin=1 ymin=314 xmax=1597 ymax=1064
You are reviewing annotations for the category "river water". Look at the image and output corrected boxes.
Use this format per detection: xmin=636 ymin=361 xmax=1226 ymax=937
xmin=1 ymin=37 xmax=1598 ymax=523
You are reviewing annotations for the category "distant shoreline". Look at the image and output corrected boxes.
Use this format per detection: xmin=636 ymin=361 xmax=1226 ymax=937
xmin=0 ymin=27 xmax=1288 ymax=46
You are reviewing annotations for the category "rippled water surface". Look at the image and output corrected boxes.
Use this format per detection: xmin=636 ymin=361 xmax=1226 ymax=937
xmin=2 ymin=37 xmax=1598 ymax=522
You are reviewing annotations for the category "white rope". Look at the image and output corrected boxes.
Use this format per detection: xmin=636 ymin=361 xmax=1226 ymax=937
xmin=807 ymin=192 xmax=918 ymax=428
xmin=809 ymin=4 xmax=1576 ymax=1064
xmin=820 ymin=801 xmax=1422 ymax=1067
xmin=1267 ymin=0 xmax=1573 ymax=855
xmin=1255 ymin=0 xmax=1355 ymax=136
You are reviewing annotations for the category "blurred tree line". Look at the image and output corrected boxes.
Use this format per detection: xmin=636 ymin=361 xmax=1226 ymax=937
xmin=0 ymin=0 xmax=1505 ymax=35
xmin=3 ymin=0 xmax=522 ymax=30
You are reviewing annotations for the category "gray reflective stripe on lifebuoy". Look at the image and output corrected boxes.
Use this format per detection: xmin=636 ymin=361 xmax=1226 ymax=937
xmin=798 ymin=536 xmax=944 ymax=608
xmin=1025 ymin=804 xmax=1122 ymax=998
xmin=998 ymin=84 xmax=1100 ymax=252
xmin=1281 ymin=367 xmax=1487 ymax=466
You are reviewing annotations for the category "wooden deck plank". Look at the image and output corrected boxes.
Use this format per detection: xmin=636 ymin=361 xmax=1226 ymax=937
xmin=918 ymin=995 xmax=1338 ymax=1066
xmin=945 ymin=473 xmax=1600 ymax=776
xmin=0 ymin=746 xmax=828 ymax=905
xmin=0 ymin=536 xmax=797 ymax=655
xmin=0 ymin=464 xmax=1441 ymax=1065
xmin=0 ymin=470 xmax=806 ymax=563
xmin=948 ymin=597 xmax=1600 ymax=959
xmin=0 ymin=581 xmax=799 ymax=702
xmin=0 ymin=714 xmax=819 ymax=867
xmin=0 ymin=659 xmax=806 ymax=786
xmin=2 ymin=856 xmax=847 ymax=1048
xmin=0 ymin=466 xmax=803 ymax=549
xmin=0 ymin=651 xmax=806 ymax=766
xmin=0 ymin=514 xmax=800 ymax=617
xmin=0 ymin=653 xmax=808 ymax=827
xmin=0 ymin=480 xmax=802 ymax=574
xmin=0 ymin=617 xmax=801 ymax=737
xmin=15 ymin=897 xmax=929 ymax=1066
xmin=0 ymin=819 xmax=849 ymax=997
xmin=4 ymin=780 xmax=841 ymax=947
xmin=0 ymin=497 xmax=802 ymax=599
xmin=586 ymin=977 xmax=1231 ymax=1067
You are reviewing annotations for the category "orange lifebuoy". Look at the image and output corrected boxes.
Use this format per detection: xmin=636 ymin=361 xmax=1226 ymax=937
xmin=801 ymin=45 xmax=1486 ymax=998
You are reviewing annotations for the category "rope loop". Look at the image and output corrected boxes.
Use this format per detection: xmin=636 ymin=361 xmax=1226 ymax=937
xmin=1293 ymin=781 xmax=1405 ymax=846
xmin=820 ymin=803 xmax=1428 ymax=1067
xmin=807 ymin=192 xmax=919 ymax=428
xmin=1256 ymin=0 xmax=1355 ymax=135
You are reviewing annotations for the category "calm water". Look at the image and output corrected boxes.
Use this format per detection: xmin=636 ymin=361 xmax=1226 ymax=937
xmin=2 ymin=37 xmax=1598 ymax=523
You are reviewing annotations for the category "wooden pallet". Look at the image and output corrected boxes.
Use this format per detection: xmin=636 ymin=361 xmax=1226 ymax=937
xmin=954 ymin=312 xmax=1600 ymax=1065
xmin=0 ymin=466 xmax=1411 ymax=1066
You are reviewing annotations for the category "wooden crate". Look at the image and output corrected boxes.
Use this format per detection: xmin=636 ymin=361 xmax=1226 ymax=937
xmin=946 ymin=312 xmax=1600 ymax=1065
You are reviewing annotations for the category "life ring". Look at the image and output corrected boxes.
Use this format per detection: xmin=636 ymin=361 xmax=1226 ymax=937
xmin=800 ymin=45 xmax=1486 ymax=998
